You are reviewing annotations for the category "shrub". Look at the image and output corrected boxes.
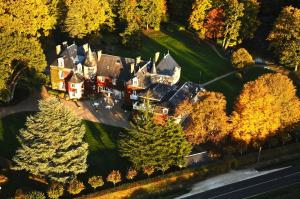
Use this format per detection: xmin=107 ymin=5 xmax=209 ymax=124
xmin=88 ymin=176 xmax=104 ymax=190
xmin=126 ymin=167 xmax=138 ymax=180
xmin=0 ymin=175 xmax=8 ymax=184
xmin=143 ymin=166 xmax=155 ymax=177
xmin=24 ymin=191 xmax=46 ymax=199
xmin=67 ymin=179 xmax=85 ymax=195
xmin=47 ymin=182 xmax=64 ymax=199
xmin=107 ymin=170 xmax=122 ymax=186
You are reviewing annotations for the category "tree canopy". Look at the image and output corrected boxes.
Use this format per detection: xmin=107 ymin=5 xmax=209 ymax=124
xmin=231 ymin=48 xmax=254 ymax=69
xmin=0 ymin=0 xmax=56 ymax=37
xmin=13 ymin=98 xmax=88 ymax=183
xmin=268 ymin=6 xmax=300 ymax=71
xmin=185 ymin=92 xmax=230 ymax=145
xmin=0 ymin=34 xmax=47 ymax=103
xmin=64 ymin=0 xmax=114 ymax=38
xmin=189 ymin=0 xmax=212 ymax=39
xmin=119 ymin=100 xmax=191 ymax=172
xmin=231 ymin=73 xmax=300 ymax=146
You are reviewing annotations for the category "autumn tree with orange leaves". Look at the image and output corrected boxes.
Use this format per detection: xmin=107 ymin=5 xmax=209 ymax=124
xmin=185 ymin=92 xmax=230 ymax=145
xmin=204 ymin=8 xmax=225 ymax=39
xmin=231 ymin=73 xmax=300 ymax=147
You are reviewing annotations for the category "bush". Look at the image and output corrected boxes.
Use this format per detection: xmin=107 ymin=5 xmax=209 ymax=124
xmin=0 ymin=175 xmax=8 ymax=184
xmin=143 ymin=167 xmax=155 ymax=177
xmin=24 ymin=191 xmax=46 ymax=199
xmin=88 ymin=176 xmax=104 ymax=190
xmin=107 ymin=170 xmax=122 ymax=186
xmin=126 ymin=167 xmax=138 ymax=180
xmin=47 ymin=182 xmax=64 ymax=199
xmin=67 ymin=179 xmax=85 ymax=195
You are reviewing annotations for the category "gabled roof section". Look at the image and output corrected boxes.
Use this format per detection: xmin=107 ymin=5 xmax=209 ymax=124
xmin=156 ymin=53 xmax=181 ymax=76
xmin=139 ymin=84 xmax=177 ymax=102
xmin=68 ymin=72 xmax=84 ymax=83
xmin=52 ymin=43 xmax=86 ymax=69
xmin=97 ymin=54 xmax=144 ymax=81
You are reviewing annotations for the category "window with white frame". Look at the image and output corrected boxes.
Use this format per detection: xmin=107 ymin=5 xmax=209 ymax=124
xmin=132 ymin=90 xmax=137 ymax=96
xmin=132 ymin=78 xmax=138 ymax=86
xmin=99 ymin=76 xmax=105 ymax=82
xmin=71 ymin=83 xmax=76 ymax=88
xmin=163 ymin=108 xmax=168 ymax=115
xmin=112 ymin=79 xmax=117 ymax=85
xmin=59 ymin=71 xmax=64 ymax=79
xmin=60 ymin=82 xmax=65 ymax=90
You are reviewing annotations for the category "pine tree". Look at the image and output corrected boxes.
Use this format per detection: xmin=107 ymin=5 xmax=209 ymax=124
xmin=119 ymin=99 xmax=191 ymax=172
xmin=64 ymin=0 xmax=114 ymax=38
xmin=0 ymin=0 xmax=56 ymax=37
xmin=13 ymin=98 xmax=88 ymax=183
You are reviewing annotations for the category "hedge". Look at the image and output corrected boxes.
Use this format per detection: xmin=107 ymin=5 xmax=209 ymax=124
xmin=77 ymin=142 xmax=300 ymax=199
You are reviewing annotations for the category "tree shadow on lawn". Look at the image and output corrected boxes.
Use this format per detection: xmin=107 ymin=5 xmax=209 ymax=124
xmin=0 ymin=112 xmax=35 ymax=159
xmin=82 ymin=120 xmax=130 ymax=178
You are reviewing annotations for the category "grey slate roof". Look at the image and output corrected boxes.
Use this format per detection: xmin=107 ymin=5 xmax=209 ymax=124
xmin=52 ymin=44 xmax=86 ymax=69
xmin=96 ymin=54 xmax=136 ymax=81
xmin=139 ymin=84 xmax=177 ymax=102
xmin=156 ymin=53 xmax=180 ymax=76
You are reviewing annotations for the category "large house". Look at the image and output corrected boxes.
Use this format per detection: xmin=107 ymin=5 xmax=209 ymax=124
xmin=50 ymin=42 xmax=201 ymax=119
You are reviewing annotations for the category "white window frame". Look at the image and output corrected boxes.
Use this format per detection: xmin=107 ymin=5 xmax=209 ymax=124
xmin=112 ymin=79 xmax=117 ymax=85
xmin=163 ymin=108 xmax=169 ymax=115
xmin=59 ymin=70 xmax=64 ymax=79
xmin=133 ymin=90 xmax=137 ymax=96
xmin=132 ymin=78 xmax=138 ymax=86
xmin=71 ymin=83 xmax=76 ymax=88
xmin=99 ymin=76 xmax=105 ymax=82
xmin=60 ymin=82 xmax=65 ymax=90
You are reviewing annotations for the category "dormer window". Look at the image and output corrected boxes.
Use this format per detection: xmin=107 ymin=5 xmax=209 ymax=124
xmin=132 ymin=77 xmax=138 ymax=86
xmin=163 ymin=108 xmax=169 ymax=115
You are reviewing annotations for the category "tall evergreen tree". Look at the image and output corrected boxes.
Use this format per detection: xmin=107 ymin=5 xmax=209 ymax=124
xmin=64 ymin=0 xmax=114 ymax=38
xmin=13 ymin=98 xmax=88 ymax=183
xmin=119 ymin=100 xmax=191 ymax=171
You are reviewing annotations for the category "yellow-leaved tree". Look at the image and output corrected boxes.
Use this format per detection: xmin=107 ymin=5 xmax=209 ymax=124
xmin=0 ymin=0 xmax=56 ymax=37
xmin=64 ymin=0 xmax=114 ymax=38
xmin=184 ymin=92 xmax=230 ymax=145
xmin=231 ymin=73 xmax=300 ymax=147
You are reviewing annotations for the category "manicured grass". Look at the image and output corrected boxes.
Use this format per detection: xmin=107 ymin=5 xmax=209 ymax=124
xmin=109 ymin=24 xmax=272 ymax=110
xmin=0 ymin=112 xmax=129 ymax=197
xmin=250 ymin=183 xmax=300 ymax=199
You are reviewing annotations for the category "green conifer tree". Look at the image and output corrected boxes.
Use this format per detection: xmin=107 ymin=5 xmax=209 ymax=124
xmin=13 ymin=98 xmax=88 ymax=183
xmin=119 ymin=99 xmax=191 ymax=172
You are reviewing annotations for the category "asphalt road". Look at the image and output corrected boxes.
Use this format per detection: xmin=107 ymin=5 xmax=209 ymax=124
xmin=182 ymin=166 xmax=300 ymax=199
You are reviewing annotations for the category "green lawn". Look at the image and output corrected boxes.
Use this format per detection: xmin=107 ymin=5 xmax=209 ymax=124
xmin=108 ymin=24 xmax=271 ymax=110
xmin=0 ymin=112 xmax=129 ymax=197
